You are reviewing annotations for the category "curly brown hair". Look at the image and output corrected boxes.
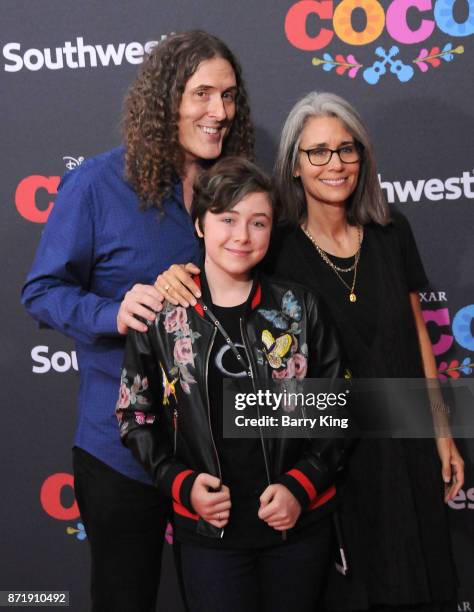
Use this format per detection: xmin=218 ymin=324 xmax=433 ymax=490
xmin=123 ymin=30 xmax=255 ymax=210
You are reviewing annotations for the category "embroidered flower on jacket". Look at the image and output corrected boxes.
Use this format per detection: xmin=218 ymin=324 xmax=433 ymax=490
xmin=118 ymin=383 xmax=131 ymax=410
xmin=174 ymin=337 xmax=194 ymax=367
xmin=116 ymin=370 xmax=152 ymax=426
xmin=164 ymin=306 xmax=188 ymax=334
xmin=292 ymin=353 xmax=308 ymax=379
xmin=272 ymin=357 xmax=296 ymax=379
xmin=161 ymin=303 xmax=200 ymax=395
xmin=134 ymin=411 xmax=156 ymax=425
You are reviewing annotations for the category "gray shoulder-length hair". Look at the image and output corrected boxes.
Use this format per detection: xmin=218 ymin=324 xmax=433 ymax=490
xmin=274 ymin=91 xmax=390 ymax=226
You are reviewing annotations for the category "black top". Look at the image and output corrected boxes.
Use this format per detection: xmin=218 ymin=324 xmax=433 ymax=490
xmin=313 ymin=246 xmax=377 ymax=348
xmin=207 ymin=301 xmax=282 ymax=548
xmin=265 ymin=212 xmax=428 ymax=378
xmin=264 ymin=212 xmax=457 ymax=610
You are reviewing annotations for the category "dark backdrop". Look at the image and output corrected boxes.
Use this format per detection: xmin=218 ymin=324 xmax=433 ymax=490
xmin=1 ymin=1 xmax=473 ymax=610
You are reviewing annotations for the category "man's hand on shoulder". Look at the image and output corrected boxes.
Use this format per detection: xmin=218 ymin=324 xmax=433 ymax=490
xmin=117 ymin=284 xmax=165 ymax=334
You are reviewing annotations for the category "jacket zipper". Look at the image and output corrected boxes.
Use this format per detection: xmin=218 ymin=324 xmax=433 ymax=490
xmin=173 ymin=408 xmax=178 ymax=455
xmin=240 ymin=318 xmax=272 ymax=487
xmin=205 ymin=327 xmax=223 ymax=484
xmin=241 ymin=317 xmax=288 ymax=541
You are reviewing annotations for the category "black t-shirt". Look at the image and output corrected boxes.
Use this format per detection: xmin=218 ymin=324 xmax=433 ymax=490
xmin=206 ymin=301 xmax=282 ymax=548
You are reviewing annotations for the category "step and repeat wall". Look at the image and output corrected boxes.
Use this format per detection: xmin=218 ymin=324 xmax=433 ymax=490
xmin=2 ymin=1 xmax=473 ymax=610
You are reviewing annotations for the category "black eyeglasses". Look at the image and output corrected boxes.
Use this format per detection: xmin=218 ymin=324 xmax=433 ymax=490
xmin=299 ymin=144 xmax=361 ymax=166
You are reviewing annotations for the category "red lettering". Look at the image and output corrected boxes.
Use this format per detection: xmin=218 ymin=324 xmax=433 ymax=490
xmin=15 ymin=175 xmax=60 ymax=223
xmin=285 ymin=0 xmax=334 ymax=50
xmin=40 ymin=473 xmax=79 ymax=520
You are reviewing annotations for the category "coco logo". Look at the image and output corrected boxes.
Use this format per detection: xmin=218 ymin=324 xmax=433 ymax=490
xmin=32 ymin=346 xmax=78 ymax=374
xmin=40 ymin=472 xmax=171 ymax=543
xmin=422 ymin=300 xmax=474 ymax=379
xmin=15 ymin=155 xmax=84 ymax=223
xmin=40 ymin=473 xmax=79 ymax=520
xmin=15 ymin=174 xmax=60 ymax=223
xmin=285 ymin=0 xmax=473 ymax=84
xmin=40 ymin=473 xmax=86 ymax=541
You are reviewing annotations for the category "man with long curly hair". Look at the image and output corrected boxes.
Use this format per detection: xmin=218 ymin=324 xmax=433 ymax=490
xmin=22 ymin=30 xmax=254 ymax=612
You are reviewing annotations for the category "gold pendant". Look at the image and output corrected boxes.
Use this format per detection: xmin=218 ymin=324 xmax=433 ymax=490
xmin=349 ymin=293 xmax=357 ymax=302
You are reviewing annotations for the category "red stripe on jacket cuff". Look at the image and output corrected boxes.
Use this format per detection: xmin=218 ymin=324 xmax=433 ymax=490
xmin=308 ymin=484 xmax=337 ymax=509
xmin=173 ymin=501 xmax=199 ymax=520
xmin=286 ymin=468 xmax=317 ymax=502
xmin=172 ymin=469 xmax=194 ymax=505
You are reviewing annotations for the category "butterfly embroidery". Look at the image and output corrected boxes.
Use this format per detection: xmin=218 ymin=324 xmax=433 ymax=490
xmin=258 ymin=290 xmax=302 ymax=330
xmin=262 ymin=330 xmax=293 ymax=369
xmin=161 ymin=363 xmax=178 ymax=405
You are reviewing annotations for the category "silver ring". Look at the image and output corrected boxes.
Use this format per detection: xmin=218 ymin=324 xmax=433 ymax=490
xmin=164 ymin=284 xmax=170 ymax=291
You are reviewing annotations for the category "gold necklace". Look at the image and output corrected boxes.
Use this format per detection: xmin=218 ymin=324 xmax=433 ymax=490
xmin=303 ymin=226 xmax=362 ymax=303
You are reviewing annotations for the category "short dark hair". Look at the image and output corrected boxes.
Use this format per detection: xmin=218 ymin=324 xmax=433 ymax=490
xmin=191 ymin=157 xmax=274 ymax=232
xmin=123 ymin=31 xmax=255 ymax=210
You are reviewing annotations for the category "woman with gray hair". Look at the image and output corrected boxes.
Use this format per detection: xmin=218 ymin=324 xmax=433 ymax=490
xmin=155 ymin=91 xmax=464 ymax=612
xmin=270 ymin=91 xmax=463 ymax=612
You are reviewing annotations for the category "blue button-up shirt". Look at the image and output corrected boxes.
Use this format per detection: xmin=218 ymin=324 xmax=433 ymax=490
xmin=22 ymin=147 xmax=201 ymax=482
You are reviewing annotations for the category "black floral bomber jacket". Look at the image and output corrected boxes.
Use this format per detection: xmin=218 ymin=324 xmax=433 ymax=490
xmin=116 ymin=273 xmax=346 ymax=541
